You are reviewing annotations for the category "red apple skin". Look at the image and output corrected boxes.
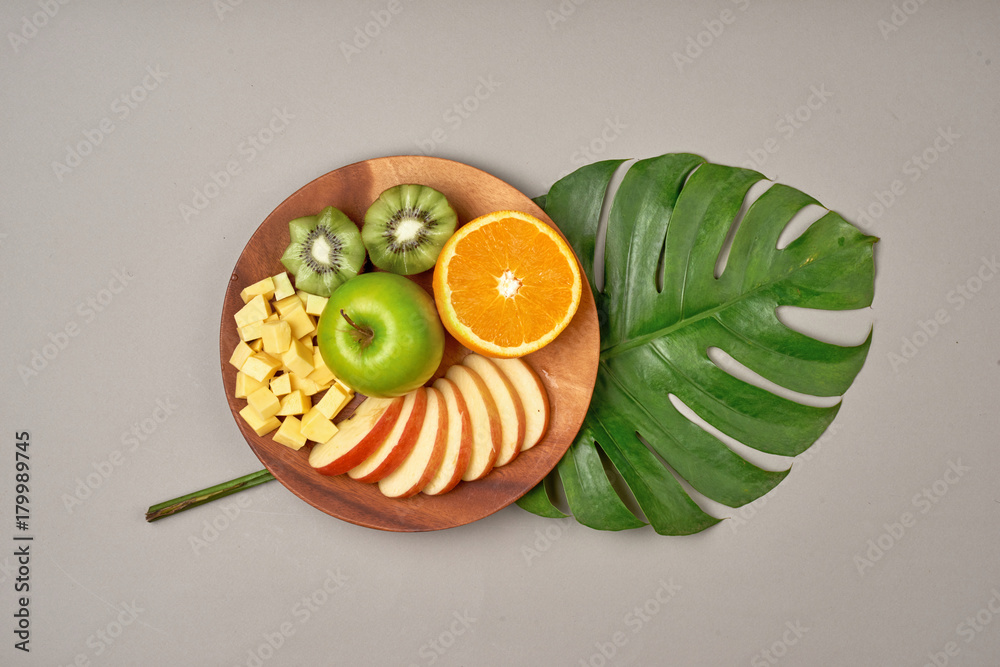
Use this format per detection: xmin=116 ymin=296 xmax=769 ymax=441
xmin=309 ymin=397 xmax=404 ymax=476
xmin=446 ymin=364 xmax=501 ymax=482
xmin=378 ymin=386 xmax=449 ymax=498
xmin=349 ymin=388 xmax=428 ymax=483
xmin=424 ymin=377 xmax=473 ymax=496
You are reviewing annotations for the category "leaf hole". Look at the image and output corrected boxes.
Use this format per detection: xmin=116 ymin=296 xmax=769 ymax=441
xmin=667 ymin=393 xmax=790 ymax=473
xmin=593 ymin=159 xmax=635 ymax=293
xmin=706 ymin=346 xmax=841 ymax=408
xmin=775 ymin=306 xmax=874 ymax=348
xmin=776 ymin=203 xmax=828 ymax=250
xmin=636 ymin=430 xmax=733 ymax=520
xmin=714 ymin=179 xmax=774 ymax=279
xmin=595 ymin=440 xmax=647 ymax=522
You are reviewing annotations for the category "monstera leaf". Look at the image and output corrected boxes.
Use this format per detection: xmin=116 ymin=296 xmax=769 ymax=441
xmin=518 ymin=154 xmax=877 ymax=535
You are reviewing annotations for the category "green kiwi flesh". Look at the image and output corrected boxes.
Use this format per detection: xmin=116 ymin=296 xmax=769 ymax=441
xmin=362 ymin=184 xmax=458 ymax=275
xmin=280 ymin=206 xmax=366 ymax=297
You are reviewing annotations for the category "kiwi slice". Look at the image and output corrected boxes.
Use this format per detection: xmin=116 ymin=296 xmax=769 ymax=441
xmin=279 ymin=206 xmax=365 ymax=297
xmin=362 ymin=184 xmax=458 ymax=275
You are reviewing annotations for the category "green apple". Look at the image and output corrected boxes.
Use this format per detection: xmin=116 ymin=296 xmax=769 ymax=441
xmin=317 ymin=272 xmax=445 ymax=398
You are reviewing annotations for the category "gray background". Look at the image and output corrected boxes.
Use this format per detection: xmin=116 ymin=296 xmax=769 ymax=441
xmin=2 ymin=1 xmax=998 ymax=665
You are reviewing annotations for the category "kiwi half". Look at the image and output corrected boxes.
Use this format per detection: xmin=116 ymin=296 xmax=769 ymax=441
xmin=362 ymin=184 xmax=458 ymax=275
xmin=280 ymin=206 xmax=365 ymax=297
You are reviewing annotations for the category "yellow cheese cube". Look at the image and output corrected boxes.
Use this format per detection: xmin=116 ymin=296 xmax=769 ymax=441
xmin=271 ymin=272 xmax=295 ymax=301
xmin=240 ymin=277 xmax=276 ymax=303
xmin=274 ymin=294 xmax=305 ymax=316
xmin=272 ymin=415 xmax=307 ymax=450
xmin=229 ymin=341 xmax=254 ymax=370
xmin=281 ymin=308 xmax=316 ymax=340
xmin=281 ymin=337 xmax=314 ymax=376
xmin=249 ymin=338 xmax=264 ymax=352
xmin=277 ymin=390 xmax=311 ymax=416
xmin=247 ymin=387 xmax=281 ymax=419
xmin=261 ymin=320 xmax=292 ymax=355
xmin=288 ymin=373 xmax=323 ymax=396
xmin=306 ymin=349 xmax=334 ymax=386
xmin=238 ymin=404 xmax=280 ymax=436
xmin=241 ymin=352 xmax=282 ymax=383
xmin=296 ymin=290 xmax=310 ymax=307
xmin=269 ymin=373 xmax=292 ymax=396
xmin=314 ymin=384 xmax=353 ymax=420
xmin=239 ymin=321 xmax=263 ymax=342
xmin=235 ymin=295 xmax=271 ymax=327
xmin=235 ymin=371 xmax=266 ymax=399
xmin=305 ymin=294 xmax=329 ymax=316
xmin=301 ymin=407 xmax=338 ymax=443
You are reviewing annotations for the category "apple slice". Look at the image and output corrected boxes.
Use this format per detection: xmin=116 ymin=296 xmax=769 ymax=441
xmin=461 ymin=354 xmax=526 ymax=467
xmin=378 ymin=387 xmax=448 ymax=498
xmin=445 ymin=364 xmax=500 ymax=481
xmin=491 ymin=357 xmax=550 ymax=451
xmin=308 ymin=397 xmax=403 ymax=476
xmin=423 ymin=377 xmax=473 ymax=495
xmin=348 ymin=388 xmax=427 ymax=483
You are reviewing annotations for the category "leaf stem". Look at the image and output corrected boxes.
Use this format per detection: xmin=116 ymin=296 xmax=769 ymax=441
xmin=145 ymin=469 xmax=275 ymax=522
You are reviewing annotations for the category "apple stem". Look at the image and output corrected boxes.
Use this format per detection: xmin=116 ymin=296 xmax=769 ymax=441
xmin=340 ymin=309 xmax=374 ymax=348
xmin=144 ymin=469 xmax=274 ymax=522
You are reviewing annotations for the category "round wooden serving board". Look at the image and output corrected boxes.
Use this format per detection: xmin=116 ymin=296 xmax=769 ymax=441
xmin=220 ymin=155 xmax=600 ymax=531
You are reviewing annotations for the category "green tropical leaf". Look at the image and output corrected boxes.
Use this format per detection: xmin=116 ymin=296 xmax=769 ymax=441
xmin=519 ymin=154 xmax=877 ymax=535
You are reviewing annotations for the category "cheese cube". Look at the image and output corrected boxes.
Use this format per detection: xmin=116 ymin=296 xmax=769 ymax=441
xmin=261 ymin=320 xmax=292 ymax=355
xmin=249 ymin=339 xmax=264 ymax=352
xmin=274 ymin=295 xmax=305 ymax=316
xmin=281 ymin=308 xmax=316 ymax=340
xmin=239 ymin=321 xmax=263 ymax=342
xmin=235 ymin=371 xmax=266 ymax=399
xmin=296 ymin=290 xmax=310 ymax=307
xmin=314 ymin=384 xmax=353 ymax=420
xmin=239 ymin=404 xmax=280 ymax=436
xmin=240 ymin=277 xmax=276 ymax=303
xmin=269 ymin=373 xmax=292 ymax=396
xmin=272 ymin=415 xmax=307 ymax=450
xmin=281 ymin=337 xmax=314 ymax=376
xmin=301 ymin=407 xmax=338 ymax=443
xmin=288 ymin=373 xmax=322 ymax=396
xmin=247 ymin=387 xmax=281 ymax=419
xmin=229 ymin=341 xmax=254 ymax=370
xmin=271 ymin=272 xmax=295 ymax=301
xmin=277 ymin=389 xmax=311 ymax=416
xmin=305 ymin=294 xmax=329 ymax=316
xmin=235 ymin=295 xmax=271 ymax=327
xmin=241 ymin=352 xmax=282 ymax=383
xmin=307 ymin=349 xmax=335 ymax=387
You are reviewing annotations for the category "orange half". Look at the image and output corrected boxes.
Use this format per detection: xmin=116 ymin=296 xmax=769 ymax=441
xmin=432 ymin=210 xmax=582 ymax=358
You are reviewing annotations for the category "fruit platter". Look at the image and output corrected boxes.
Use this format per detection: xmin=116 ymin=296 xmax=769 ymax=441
xmin=220 ymin=156 xmax=600 ymax=531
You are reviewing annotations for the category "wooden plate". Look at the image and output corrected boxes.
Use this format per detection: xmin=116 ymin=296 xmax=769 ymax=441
xmin=220 ymin=156 xmax=599 ymax=531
